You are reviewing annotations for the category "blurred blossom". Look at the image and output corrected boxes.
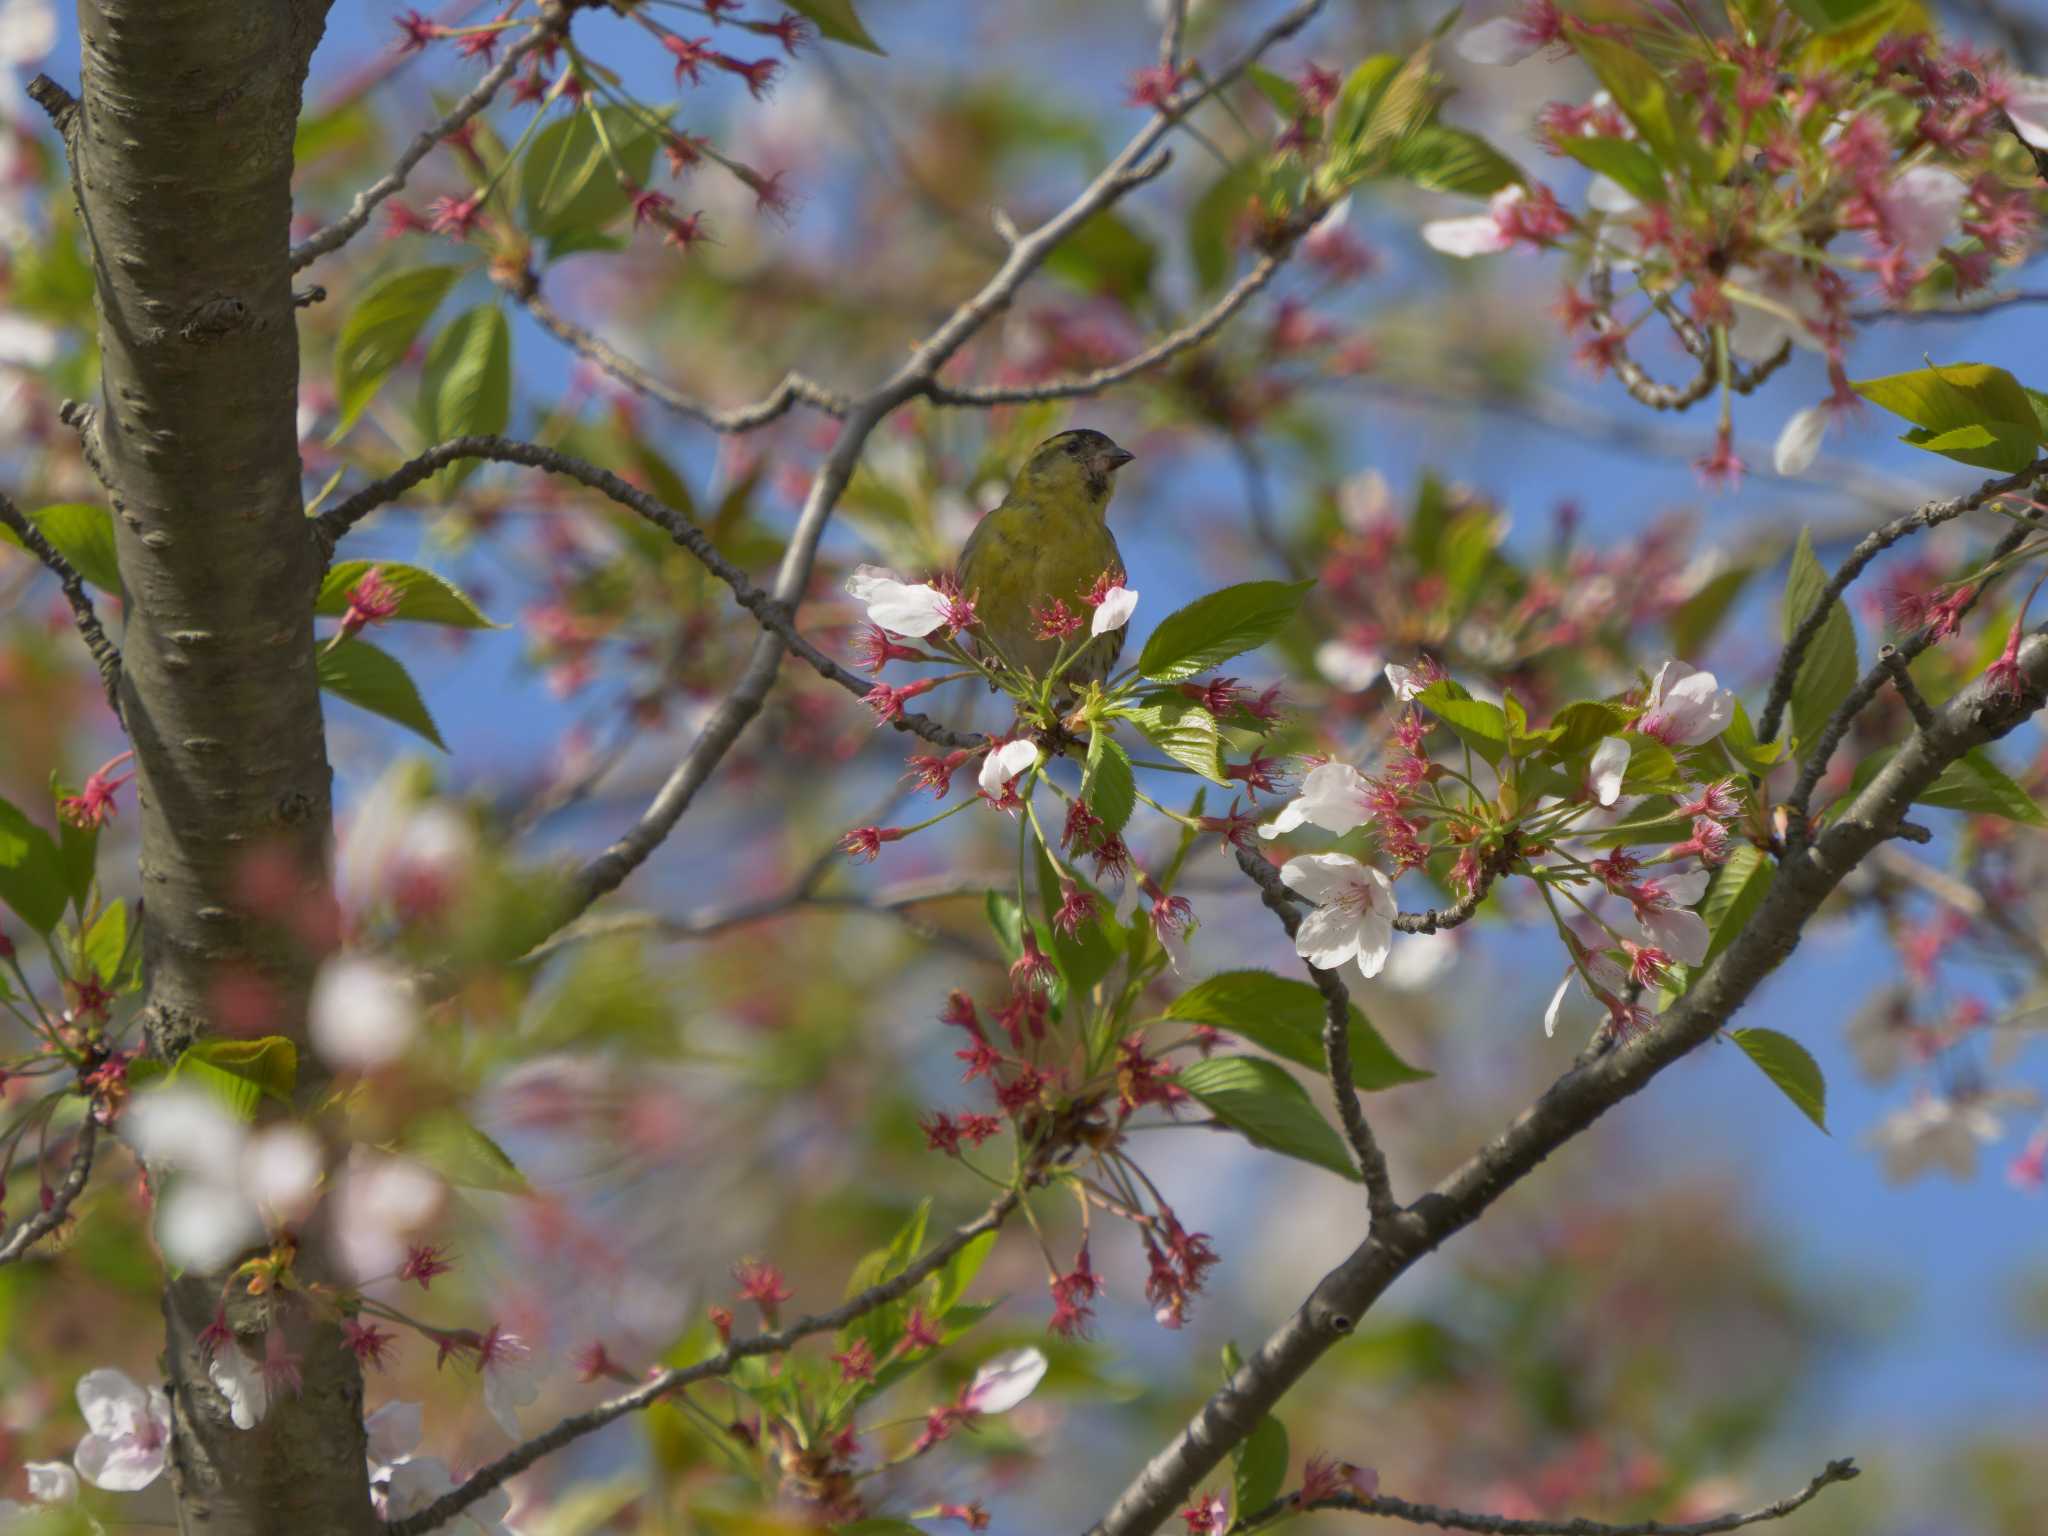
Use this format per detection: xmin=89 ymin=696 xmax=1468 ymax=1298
xmin=0 ymin=313 xmax=56 ymax=368
xmin=73 ymin=1369 xmax=171 ymax=1491
xmin=309 ymin=955 xmax=419 ymax=1070
xmin=1868 ymin=1091 xmax=2036 ymax=1183
xmin=155 ymin=1179 xmax=264 ymax=1272
xmin=242 ymin=1124 xmax=324 ymax=1225
xmin=0 ymin=0 xmax=54 ymax=66
xmin=123 ymin=1084 xmax=245 ymax=1184
xmin=477 ymin=1326 xmax=542 ymax=1438
xmin=1385 ymin=928 xmax=1457 ymax=991
xmin=329 ymin=1149 xmax=447 ymax=1286
xmin=1314 ymin=636 xmax=1382 ymax=693
xmin=381 ymin=1455 xmax=514 ymax=1535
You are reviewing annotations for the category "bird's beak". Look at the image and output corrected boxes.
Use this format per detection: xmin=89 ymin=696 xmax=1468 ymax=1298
xmin=1103 ymin=447 xmax=1136 ymax=472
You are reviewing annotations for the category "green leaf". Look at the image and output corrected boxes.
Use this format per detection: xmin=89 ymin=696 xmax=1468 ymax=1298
xmin=1084 ymin=729 xmax=1136 ymax=839
xmin=184 ymin=1036 xmax=298 ymax=1105
xmin=1164 ymin=969 xmax=1429 ymax=1089
xmin=1730 ymin=1027 xmax=1827 ymax=1133
xmin=1556 ymin=135 xmax=1667 ymax=205
xmin=0 ymin=503 xmax=121 ymax=594
xmin=52 ymin=780 xmax=98 ymax=916
xmin=1699 ymin=844 xmax=1773 ymax=970
xmin=417 ymin=305 xmax=512 ymax=498
xmin=1570 ymin=30 xmax=1706 ymax=176
xmin=1345 ymin=43 xmax=1432 ymax=158
xmin=168 ymin=1056 xmax=264 ymax=1122
xmin=1918 ymin=748 xmax=2047 ymax=825
xmin=1036 ymin=842 xmax=1118 ymax=1000
xmin=1234 ymin=1414 xmax=1290 ymax=1518
xmin=1247 ymin=65 xmax=1305 ymax=121
xmin=1787 ymin=0 xmax=1900 ymax=32
xmin=1781 ymin=528 xmax=1859 ymax=750
xmin=786 ymin=0 xmax=884 ymax=53
xmin=0 ymin=793 xmax=66 ymax=935
xmin=1668 ymin=564 xmax=1754 ymax=659
xmin=1138 ymin=580 xmax=1312 ymax=683
xmin=927 ymin=1229 xmax=997 ymax=1317
xmin=847 ymin=1199 xmax=930 ymax=1298
xmin=82 ymin=898 xmax=128 ymax=986
xmin=1188 ymin=159 xmax=1260 ymax=295
xmin=318 ymin=638 xmax=448 ymax=750
xmin=1853 ymin=362 xmax=2044 ymax=473
xmin=984 ymin=891 xmax=1025 ymax=963
xmin=519 ymin=106 xmax=661 ymax=250
xmin=316 ymin=560 xmax=503 ymax=629
xmin=1387 ymin=125 xmax=1521 ymax=197
xmin=1177 ymin=1055 xmax=1361 ymax=1181
xmin=1119 ymin=694 xmax=1226 ymax=784
xmin=1331 ymin=55 xmax=1400 ymax=149
xmin=331 ymin=265 xmax=459 ymax=436
xmin=1543 ymin=700 xmax=1629 ymax=756
xmin=1044 ymin=209 xmax=1156 ymax=306
xmin=401 ymin=1109 xmax=527 ymax=1191
xmin=1416 ymin=680 xmax=1508 ymax=766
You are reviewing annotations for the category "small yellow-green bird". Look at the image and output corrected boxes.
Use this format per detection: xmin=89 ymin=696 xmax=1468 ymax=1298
xmin=955 ymin=428 xmax=1136 ymax=687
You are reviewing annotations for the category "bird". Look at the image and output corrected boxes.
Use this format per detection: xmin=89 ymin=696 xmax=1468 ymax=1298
xmin=954 ymin=428 xmax=1136 ymax=691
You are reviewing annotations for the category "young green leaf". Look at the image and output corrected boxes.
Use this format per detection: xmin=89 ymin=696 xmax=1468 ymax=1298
xmin=331 ymin=265 xmax=460 ymax=436
xmin=1119 ymin=694 xmax=1228 ymax=783
xmin=1699 ymin=844 xmax=1773 ymax=970
xmin=1555 ymin=136 xmax=1666 ymax=205
xmin=401 ymin=1109 xmax=528 ymax=1191
xmin=316 ymin=561 xmax=503 ymax=629
xmin=1852 ymin=362 xmax=2044 ymax=473
xmin=1084 ymin=728 xmax=1137 ymax=839
xmin=1916 ymin=748 xmax=2047 ymax=826
xmin=0 ymin=793 xmax=66 ymax=935
xmin=1387 ymin=125 xmax=1522 ymax=196
xmin=1234 ymin=1414 xmax=1290 ymax=1517
xmin=518 ymin=106 xmax=660 ymax=249
xmin=417 ymin=304 xmax=511 ymax=499
xmin=1163 ymin=969 xmax=1430 ymax=1089
xmin=185 ymin=1036 xmax=299 ymax=1104
xmin=1177 ymin=1055 xmax=1363 ymax=1181
xmin=0 ymin=504 xmax=121 ymax=593
xmin=1416 ymin=680 xmax=1508 ymax=766
xmin=1137 ymin=580 xmax=1313 ymax=683
xmin=1730 ymin=1027 xmax=1827 ymax=1133
xmin=317 ymin=638 xmax=448 ymax=751
xmin=786 ymin=0 xmax=885 ymax=53
xmin=1781 ymin=528 xmax=1858 ymax=751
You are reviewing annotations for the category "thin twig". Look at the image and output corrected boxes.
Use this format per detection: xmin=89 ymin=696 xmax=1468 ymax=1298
xmin=1851 ymin=289 xmax=2048 ymax=324
xmin=388 ymin=1192 xmax=1020 ymax=1536
xmin=1877 ymin=644 xmax=1937 ymax=731
xmin=0 ymin=492 xmax=122 ymax=718
xmin=500 ymin=269 xmax=852 ymax=432
xmin=1237 ymin=1459 xmax=1859 ymax=1536
xmin=926 ymin=251 xmax=1290 ymax=408
xmin=0 ymin=1119 xmax=96 ymax=1266
xmin=289 ymin=15 xmax=561 ymax=270
xmin=1756 ymin=460 xmax=2046 ymax=746
xmin=310 ymin=434 xmax=981 ymax=750
xmin=1234 ymin=847 xmax=1399 ymax=1223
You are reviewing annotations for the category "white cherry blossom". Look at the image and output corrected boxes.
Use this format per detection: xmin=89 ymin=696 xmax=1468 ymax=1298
xmin=961 ymin=1346 xmax=1047 ymax=1414
xmin=1636 ymin=660 xmax=1734 ymax=747
xmin=1281 ymin=852 xmax=1397 ymax=980
xmin=74 ymin=1369 xmax=172 ymax=1492
xmin=1260 ymin=761 xmax=1374 ymax=840
xmin=1586 ymin=737 xmax=1630 ymax=807
xmin=977 ymin=738 xmax=1039 ymax=799
xmin=1090 ymin=585 xmax=1139 ymax=636
xmin=846 ymin=564 xmax=950 ymax=638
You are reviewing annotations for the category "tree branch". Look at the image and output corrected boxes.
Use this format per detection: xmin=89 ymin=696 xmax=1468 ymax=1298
xmin=388 ymin=1191 xmax=1021 ymax=1536
xmin=1088 ymin=636 xmax=2048 ymax=1536
xmin=0 ymin=492 xmax=122 ymax=718
xmin=498 ymin=269 xmax=851 ymax=432
xmin=289 ymin=14 xmax=561 ymax=270
xmin=1240 ymin=1458 xmax=1859 ymax=1536
xmin=310 ymin=434 xmax=980 ymax=750
xmin=1234 ymin=848 xmax=1399 ymax=1223
xmin=0 ymin=1119 xmax=96 ymax=1266
xmin=925 ymin=251 xmax=1289 ymax=408
xmin=1756 ymin=460 xmax=2045 ymax=746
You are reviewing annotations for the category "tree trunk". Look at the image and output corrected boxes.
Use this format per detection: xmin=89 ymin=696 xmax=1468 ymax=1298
xmin=44 ymin=2 xmax=374 ymax=1530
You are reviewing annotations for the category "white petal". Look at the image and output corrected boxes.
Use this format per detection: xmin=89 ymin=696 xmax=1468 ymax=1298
xmin=1293 ymin=901 xmax=1364 ymax=972
xmin=962 ymin=1346 xmax=1047 ymax=1414
xmin=24 ymin=1462 xmax=77 ymax=1505
xmin=1885 ymin=166 xmax=1966 ymax=268
xmin=1656 ymin=863 xmax=1712 ymax=907
xmin=1258 ymin=797 xmax=1310 ymax=840
xmin=1588 ymin=737 xmax=1630 ymax=806
xmin=1642 ymin=906 xmax=1709 ymax=967
xmin=243 ymin=1125 xmax=324 ymax=1223
xmin=843 ymin=564 xmax=899 ymax=604
xmin=1279 ymin=851 xmax=1366 ymax=906
xmin=977 ymin=738 xmax=1039 ymax=798
xmin=1586 ymin=175 xmax=1641 ymax=215
xmin=364 ymin=1401 xmax=425 ymax=1470
xmin=1455 ymin=16 xmax=1539 ymax=65
xmin=1543 ymin=972 xmax=1572 ymax=1038
xmin=208 ymin=1345 xmax=269 ymax=1431
xmin=76 ymin=1369 xmax=150 ymax=1440
xmin=1421 ymin=213 xmax=1511 ymax=258
xmin=1294 ymin=761 xmax=1375 ymax=835
xmin=2007 ymin=76 xmax=2048 ymax=149
xmin=483 ymin=1360 xmax=540 ymax=1439
xmin=1090 ymin=585 xmax=1139 ymax=636
xmin=866 ymin=582 xmax=951 ymax=639
xmin=310 ymin=955 xmax=419 ymax=1071
xmin=383 ymin=1457 xmax=458 ymax=1519
xmin=74 ymin=1433 xmax=165 ymax=1493
xmin=121 ymin=1086 xmax=247 ymax=1184
xmin=1352 ymin=910 xmax=1394 ymax=980
xmin=1383 ymin=662 xmax=1424 ymax=701
xmin=155 ymin=1182 xmax=264 ymax=1272
xmin=1772 ymin=405 xmax=1828 ymax=478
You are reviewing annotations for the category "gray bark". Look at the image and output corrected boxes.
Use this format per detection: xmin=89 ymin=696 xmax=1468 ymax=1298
xmin=45 ymin=2 xmax=375 ymax=1531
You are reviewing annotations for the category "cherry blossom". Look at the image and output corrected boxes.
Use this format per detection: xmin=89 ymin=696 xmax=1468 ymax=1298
xmin=1090 ymin=584 xmax=1140 ymax=637
xmin=1453 ymin=1 xmax=1562 ymax=66
xmin=1868 ymin=1091 xmax=2036 ymax=1184
xmin=978 ymin=738 xmax=1040 ymax=799
xmin=1260 ymin=761 xmax=1373 ymax=840
xmin=960 ymin=1345 xmax=1047 ymax=1414
xmin=209 ymin=1339 xmax=270 ymax=1430
xmin=1280 ymin=852 xmax=1397 ymax=979
xmin=309 ymin=954 xmax=420 ymax=1070
xmin=1314 ymin=636 xmax=1382 ymax=692
xmin=477 ymin=1325 xmax=542 ymax=1438
xmin=1383 ymin=661 xmax=1426 ymax=701
xmin=74 ymin=1368 xmax=172 ymax=1491
xmin=2004 ymin=75 xmax=2048 ymax=149
xmin=383 ymin=1455 xmax=515 ymax=1535
xmin=1636 ymin=660 xmax=1734 ymax=746
xmin=846 ymin=564 xmax=951 ymax=638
